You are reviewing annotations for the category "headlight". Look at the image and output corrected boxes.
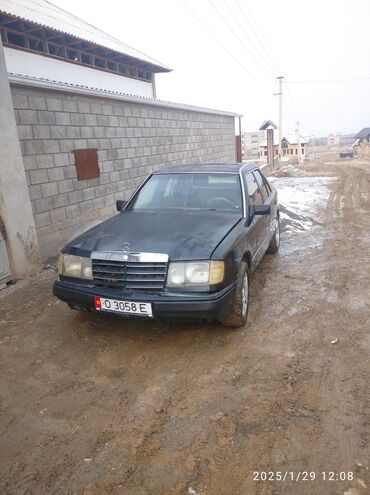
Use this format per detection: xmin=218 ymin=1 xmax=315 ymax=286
xmin=57 ymin=253 xmax=92 ymax=280
xmin=166 ymin=261 xmax=224 ymax=287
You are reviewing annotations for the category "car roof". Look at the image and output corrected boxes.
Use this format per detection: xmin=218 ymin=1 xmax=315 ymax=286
xmin=153 ymin=163 xmax=258 ymax=175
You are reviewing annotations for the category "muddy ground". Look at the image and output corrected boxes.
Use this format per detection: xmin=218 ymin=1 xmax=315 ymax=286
xmin=0 ymin=158 xmax=369 ymax=495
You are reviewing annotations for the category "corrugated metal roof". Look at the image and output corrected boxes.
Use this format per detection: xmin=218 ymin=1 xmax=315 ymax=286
xmin=8 ymin=72 xmax=242 ymax=117
xmin=0 ymin=0 xmax=171 ymax=71
xmin=355 ymin=127 xmax=370 ymax=139
xmin=283 ymin=134 xmax=309 ymax=145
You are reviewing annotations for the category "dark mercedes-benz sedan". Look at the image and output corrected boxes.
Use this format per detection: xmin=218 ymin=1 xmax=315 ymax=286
xmin=53 ymin=163 xmax=279 ymax=327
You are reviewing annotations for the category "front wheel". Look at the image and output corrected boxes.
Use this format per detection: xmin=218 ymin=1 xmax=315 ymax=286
xmin=220 ymin=262 xmax=249 ymax=327
xmin=267 ymin=217 xmax=280 ymax=253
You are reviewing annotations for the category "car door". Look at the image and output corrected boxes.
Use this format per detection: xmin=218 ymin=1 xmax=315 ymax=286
xmin=253 ymin=169 xmax=277 ymax=238
xmin=244 ymin=171 xmax=265 ymax=269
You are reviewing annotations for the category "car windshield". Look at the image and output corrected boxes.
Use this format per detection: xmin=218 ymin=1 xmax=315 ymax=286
xmin=128 ymin=173 xmax=243 ymax=212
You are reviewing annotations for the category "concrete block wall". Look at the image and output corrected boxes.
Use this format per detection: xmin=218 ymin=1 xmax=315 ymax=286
xmin=11 ymin=85 xmax=236 ymax=260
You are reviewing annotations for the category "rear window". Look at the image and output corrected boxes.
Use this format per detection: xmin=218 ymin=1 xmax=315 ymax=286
xmin=128 ymin=173 xmax=242 ymax=212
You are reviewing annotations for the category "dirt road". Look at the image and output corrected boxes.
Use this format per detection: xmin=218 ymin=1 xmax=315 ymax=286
xmin=0 ymin=158 xmax=369 ymax=495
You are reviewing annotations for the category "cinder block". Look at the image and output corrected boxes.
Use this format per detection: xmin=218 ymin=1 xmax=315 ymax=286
xmin=43 ymin=140 xmax=60 ymax=153
xmin=35 ymin=211 xmax=51 ymax=228
xmin=95 ymin=184 xmax=108 ymax=197
xmin=63 ymin=165 xmax=77 ymax=179
xmin=50 ymin=126 xmax=67 ymax=139
xmin=36 ymin=154 xmax=54 ymax=169
xmin=71 ymin=113 xmax=85 ymax=126
xmin=12 ymin=93 xmax=28 ymax=109
xmin=66 ymin=203 xmax=81 ymax=218
xmin=38 ymin=111 xmax=56 ymax=125
xmin=47 ymin=98 xmax=63 ymax=111
xmin=104 ymin=194 xmax=115 ymax=206
xmin=113 ymin=105 xmax=124 ymax=116
xmin=33 ymin=125 xmax=51 ymax=139
xmin=66 ymin=126 xmax=81 ymax=138
xmin=23 ymin=140 xmax=44 ymax=155
xmin=68 ymin=190 xmax=83 ymax=204
xmin=80 ymin=200 xmax=93 ymax=213
xmin=77 ymin=101 xmax=91 ymax=113
xmin=35 ymin=197 xmax=53 ymax=213
xmin=81 ymin=127 xmax=94 ymax=138
xmin=29 ymin=184 xmax=42 ymax=200
xmin=59 ymin=139 xmax=75 ymax=152
xmin=22 ymin=155 xmax=37 ymax=171
xmin=73 ymin=139 xmax=87 ymax=150
xmin=55 ymin=112 xmax=71 ymax=125
xmin=85 ymin=114 xmax=97 ymax=126
xmin=50 ymin=207 xmax=67 ymax=223
xmin=28 ymin=95 xmax=47 ymax=110
xmin=102 ymin=103 xmax=113 ymax=115
xmin=91 ymin=102 xmax=102 ymax=114
xmin=97 ymin=115 xmax=109 ymax=126
xmin=63 ymin=99 xmax=78 ymax=112
xmin=105 ymin=127 xmax=116 ymax=138
xmin=107 ymin=149 xmax=118 ymax=160
xmin=101 ymin=161 xmax=114 ymax=173
xmin=41 ymin=181 xmax=58 ymax=197
xmin=93 ymin=196 xmax=105 ymax=209
xmin=54 ymin=153 xmax=71 ymax=167
xmin=93 ymin=127 xmax=105 ymax=138
xmin=82 ymin=188 xmax=96 ymax=201
xmin=108 ymin=115 xmax=119 ymax=126
xmin=47 ymin=167 xmax=64 ymax=181
xmin=17 ymin=125 xmax=33 ymax=140
xmin=18 ymin=109 xmax=38 ymax=125
xmin=52 ymin=193 xmax=68 ymax=208
xmin=58 ymin=179 xmax=74 ymax=193
xmin=109 ymin=171 xmax=120 ymax=182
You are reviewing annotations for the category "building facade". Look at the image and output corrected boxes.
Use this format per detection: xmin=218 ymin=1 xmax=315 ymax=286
xmin=0 ymin=0 xmax=239 ymax=281
xmin=242 ymin=131 xmax=264 ymax=160
xmin=259 ymin=135 xmax=308 ymax=159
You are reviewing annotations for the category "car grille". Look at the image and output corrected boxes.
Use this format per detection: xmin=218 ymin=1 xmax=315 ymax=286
xmin=92 ymin=259 xmax=168 ymax=291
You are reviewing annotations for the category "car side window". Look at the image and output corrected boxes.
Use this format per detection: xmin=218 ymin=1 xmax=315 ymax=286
xmin=245 ymin=172 xmax=263 ymax=207
xmin=253 ymin=170 xmax=269 ymax=202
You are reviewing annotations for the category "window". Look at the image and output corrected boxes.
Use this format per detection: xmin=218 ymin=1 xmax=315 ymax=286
xmin=129 ymin=174 xmax=242 ymax=212
xmin=245 ymin=172 xmax=263 ymax=208
xmin=253 ymin=170 xmax=269 ymax=201
xmin=295 ymin=149 xmax=298 ymax=155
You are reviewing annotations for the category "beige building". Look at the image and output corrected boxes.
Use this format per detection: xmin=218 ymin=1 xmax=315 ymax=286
xmin=259 ymin=134 xmax=308 ymax=158
xmin=353 ymin=128 xmax=370 ymax=158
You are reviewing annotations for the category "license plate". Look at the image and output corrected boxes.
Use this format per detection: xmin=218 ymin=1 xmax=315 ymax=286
xmin=94 ymin=296 xmax=152 ymax=317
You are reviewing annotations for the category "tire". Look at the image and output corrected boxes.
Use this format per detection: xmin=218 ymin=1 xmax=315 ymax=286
xmin=220 ymin=262 xmax=250 ymax=327
xmin=267 ymin=216 xmax=280 ymax=254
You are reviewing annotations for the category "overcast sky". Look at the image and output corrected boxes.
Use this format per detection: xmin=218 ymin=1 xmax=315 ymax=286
xmin=57 ymin=0 xmax=370 ymax=137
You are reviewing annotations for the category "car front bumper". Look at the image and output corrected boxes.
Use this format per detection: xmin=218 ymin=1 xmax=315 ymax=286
xmin=53 ymin=279 xmax=235 ymax=321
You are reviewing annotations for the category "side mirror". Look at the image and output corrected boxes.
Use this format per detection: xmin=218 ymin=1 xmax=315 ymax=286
xmin=254 ymin=204 xmax=271 ymax=216
xmin=116 ymin=200 xmax=127 ymax=212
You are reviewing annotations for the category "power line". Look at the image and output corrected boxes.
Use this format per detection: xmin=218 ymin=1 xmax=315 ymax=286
xmin=286 ymin=76 xmax=370 ymax=83
xmin=236 ymin=0 xmax=281 ymax=75
xmin=208 ymin=0 xmax=274 ymax=78
xmin=220 ymin=0 xmax=277 ymax=76
xmin=178 ymin=0 xmax=271 ymax=90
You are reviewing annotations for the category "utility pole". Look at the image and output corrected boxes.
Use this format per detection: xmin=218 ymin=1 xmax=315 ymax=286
xmin=277 ymin=76 xmax=284 ymax=159
xmin=312 ymin=133 xmax=315 ymax=159
xmin=296 ymin=121 xmax=302 ymax=164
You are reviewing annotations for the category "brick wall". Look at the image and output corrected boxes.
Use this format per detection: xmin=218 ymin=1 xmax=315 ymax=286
xmin=10 ymin=86 xmax=236 ymax=260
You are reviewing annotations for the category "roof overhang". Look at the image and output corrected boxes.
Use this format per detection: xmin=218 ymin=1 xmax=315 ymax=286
xmin=9 ymin=73 xmax=242 ymax=118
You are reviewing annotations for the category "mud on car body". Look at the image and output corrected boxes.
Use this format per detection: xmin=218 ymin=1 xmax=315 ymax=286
xmin=53 ymin=163 xmax=280 ymax=327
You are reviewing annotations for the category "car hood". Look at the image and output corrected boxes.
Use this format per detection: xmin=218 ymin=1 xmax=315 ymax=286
xmin=64 ymin=210 xmax=242 ymax=260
